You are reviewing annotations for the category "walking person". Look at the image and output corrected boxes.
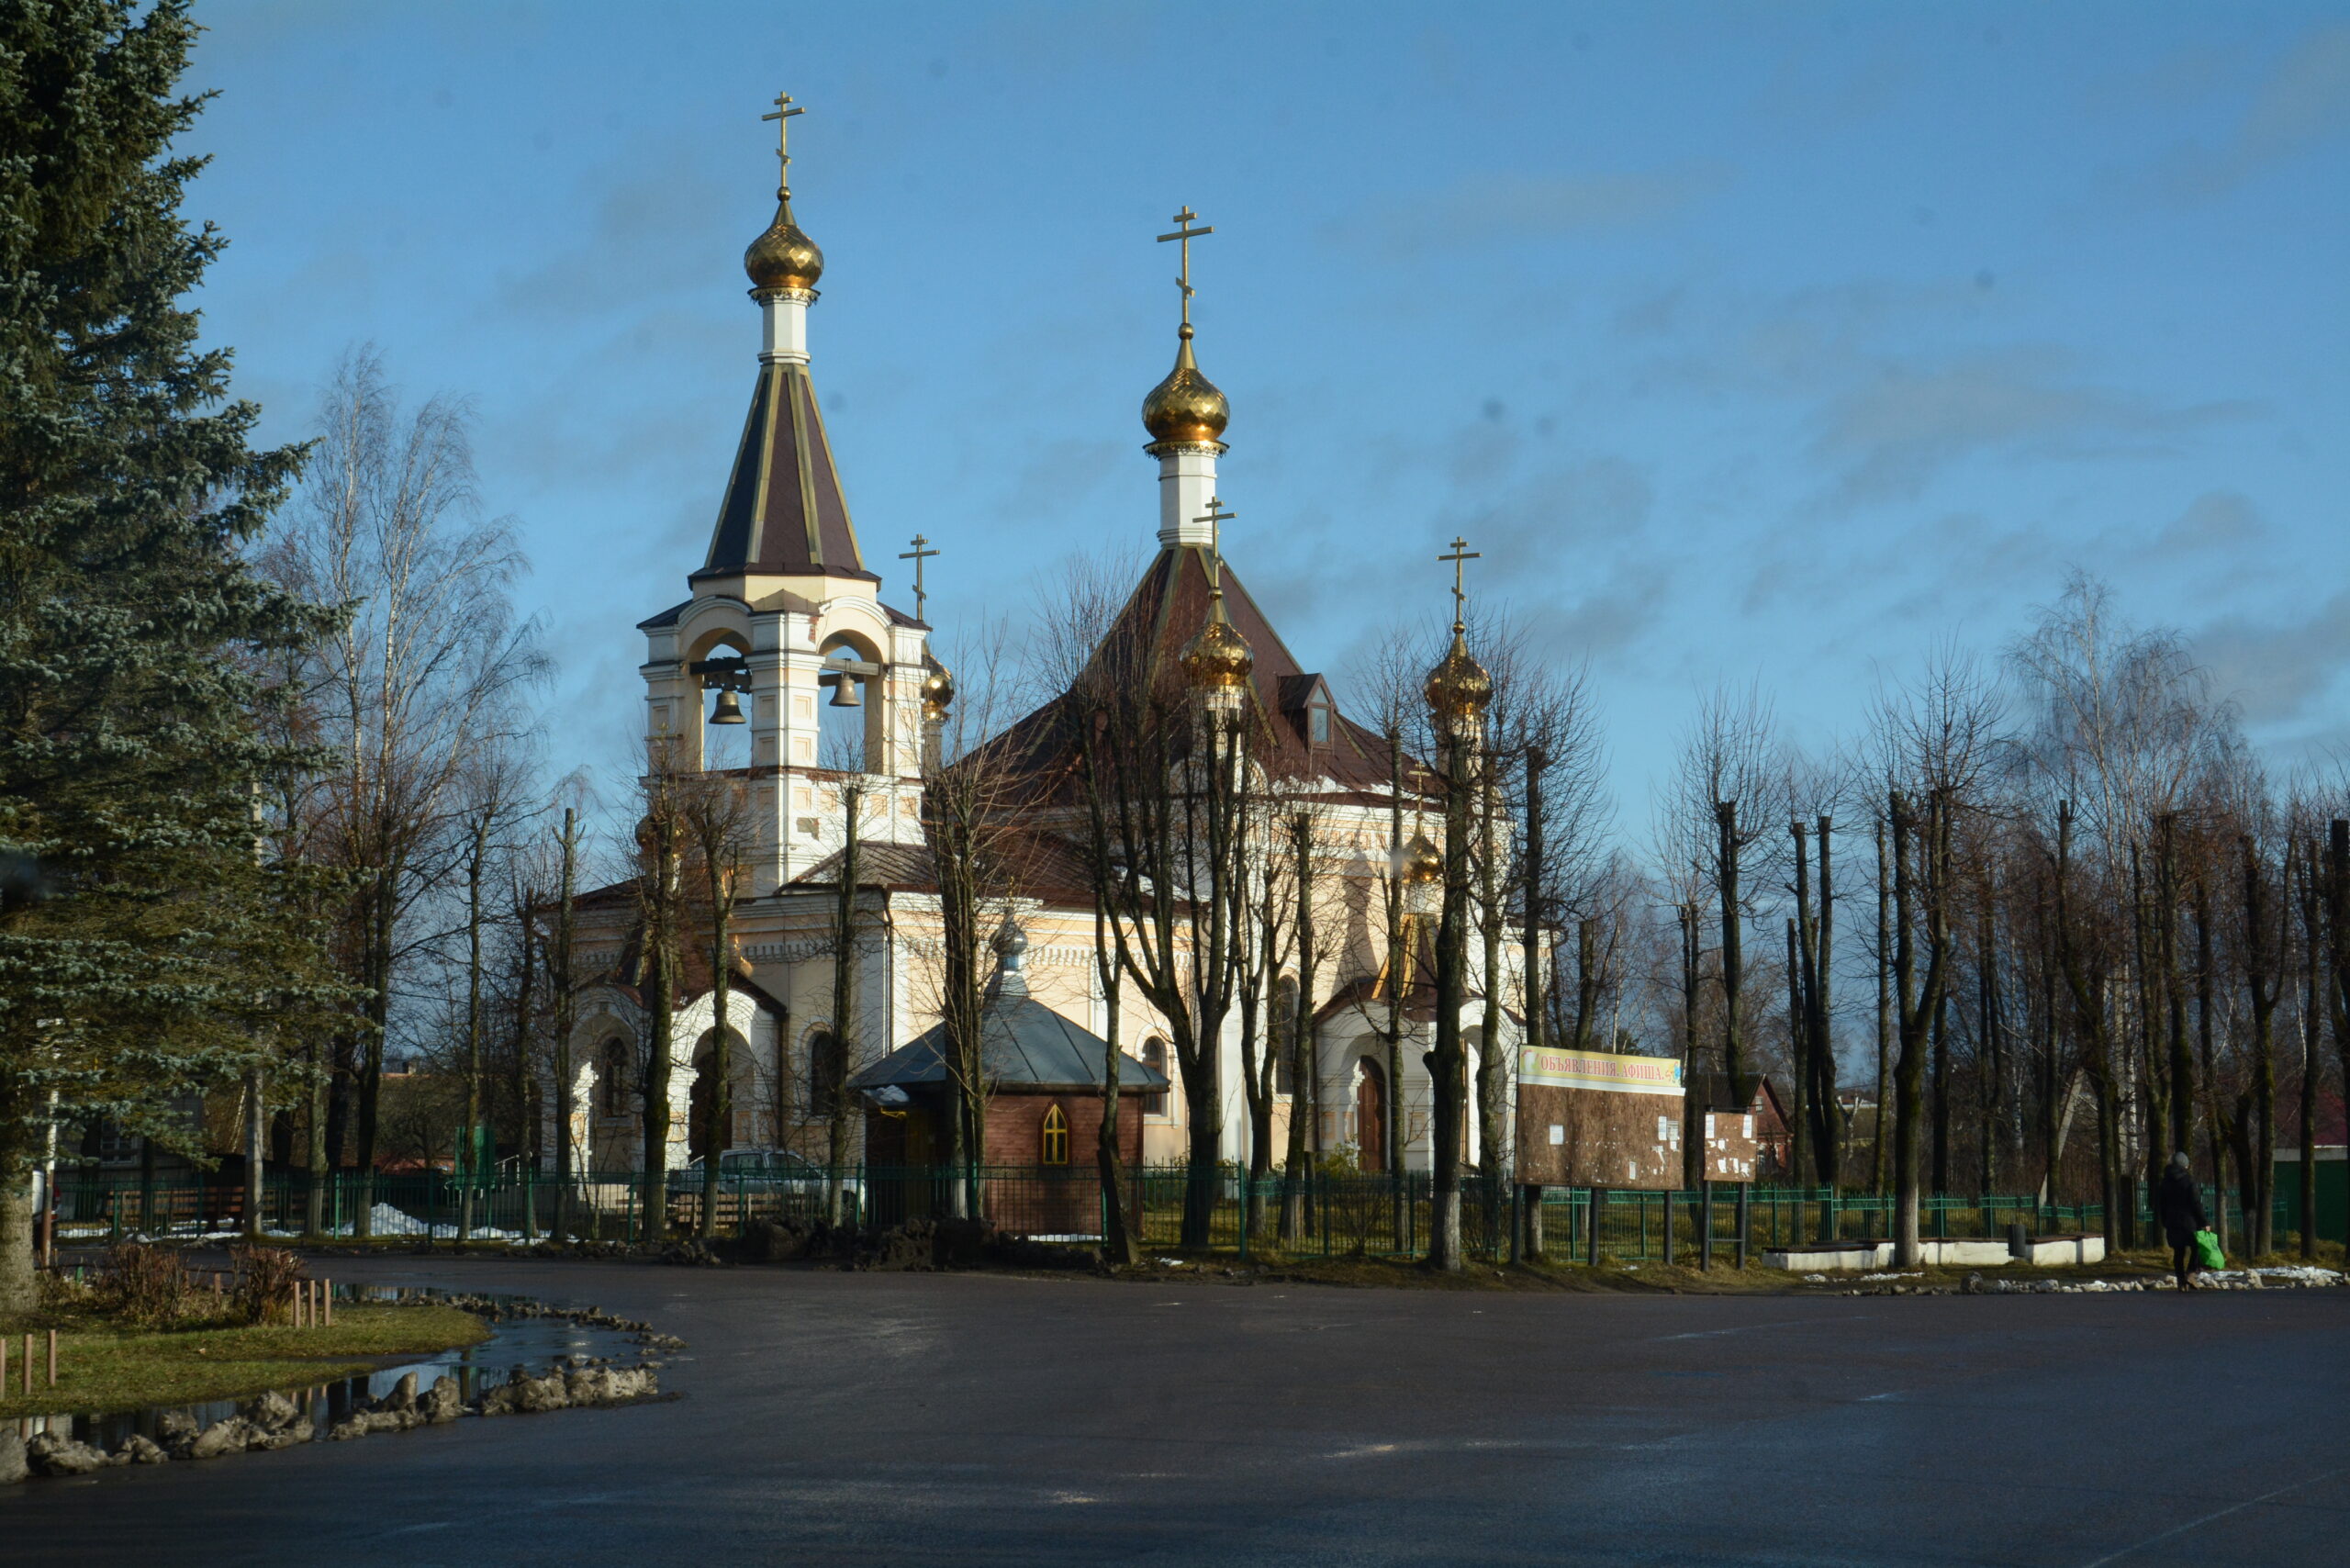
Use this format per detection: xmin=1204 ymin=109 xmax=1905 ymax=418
xmin=2155 ymin=1151 xmax=2208 ymax=1292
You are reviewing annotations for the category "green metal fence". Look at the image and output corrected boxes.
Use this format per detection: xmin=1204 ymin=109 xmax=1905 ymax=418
xmin=47 ymin=1164 xmax=2299 ymax=1264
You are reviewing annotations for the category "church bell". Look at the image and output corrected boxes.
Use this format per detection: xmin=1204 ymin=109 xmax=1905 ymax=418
xmin=825 ymin=673 xmax=862 ymax=709
xmin=709 ymin=687 xmax=746 ymax=725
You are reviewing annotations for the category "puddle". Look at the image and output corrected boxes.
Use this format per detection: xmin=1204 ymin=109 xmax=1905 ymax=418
xmin=11 ymin=1287 xmax=649 ymax=1450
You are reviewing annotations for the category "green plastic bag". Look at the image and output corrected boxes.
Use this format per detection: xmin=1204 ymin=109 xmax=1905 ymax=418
xmin=2194 ymin=1228 xmax=2226 ymax=1271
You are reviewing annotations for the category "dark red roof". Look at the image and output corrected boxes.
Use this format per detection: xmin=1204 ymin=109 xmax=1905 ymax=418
xmin=698 ymin=360 xmax=873 ymax=582
xmin=976 ymin=545 xmax=1421 ymax=803
xmin=791 ymin=829 xmax=1096 ymax=907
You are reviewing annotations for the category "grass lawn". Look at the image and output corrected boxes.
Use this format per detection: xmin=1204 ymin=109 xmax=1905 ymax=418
xmin=0 ymin=1303 xmax=490 ymax=1419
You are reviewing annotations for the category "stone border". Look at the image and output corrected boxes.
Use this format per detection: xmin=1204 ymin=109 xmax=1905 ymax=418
xmin=3 ymin=1293 xmax=681 ymax=1485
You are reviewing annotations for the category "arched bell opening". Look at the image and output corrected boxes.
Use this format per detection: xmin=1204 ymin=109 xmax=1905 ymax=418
xmin=815 ymin=631 xmax=884 ymax=773
xmin=687 ymin=629 xmax=754 ymax=773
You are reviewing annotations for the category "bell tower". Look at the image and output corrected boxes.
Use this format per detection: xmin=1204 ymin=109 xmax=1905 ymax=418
xmin=636 ymin=91 xmax=936 ymax=891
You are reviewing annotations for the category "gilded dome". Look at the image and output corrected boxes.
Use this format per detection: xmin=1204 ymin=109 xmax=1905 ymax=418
xmin=921 ymin=655 xmax=955 ymax=718
xmin=1142 ymin=326 xmax=1229 ymax=447
xmin=1424 ymin=630 xmax=1494 ymax=719
xmin=744 ymin=196 xmax=824 ymax=292
xmin=1400 ymin=831 xmax=1443 ymax=885
xmin=1180 ymin=605 xmax=1254 ymax=689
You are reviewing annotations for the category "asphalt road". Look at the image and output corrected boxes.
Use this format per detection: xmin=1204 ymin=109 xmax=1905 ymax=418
xmin=3 ymin=1256 xmax=2344 ymax=1566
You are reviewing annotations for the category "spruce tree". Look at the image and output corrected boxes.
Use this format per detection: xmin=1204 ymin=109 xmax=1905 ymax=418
xmin=0 ymin=0 xmax=336 ymax=1315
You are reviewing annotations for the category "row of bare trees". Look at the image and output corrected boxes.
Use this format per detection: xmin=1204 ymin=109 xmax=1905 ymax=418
xmin=1634 ymin=574 xmax=2344 ymax=1265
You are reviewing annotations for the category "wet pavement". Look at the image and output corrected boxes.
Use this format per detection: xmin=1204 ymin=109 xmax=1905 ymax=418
xmin=2 ymin=1254 xmax=2343 ymax=1565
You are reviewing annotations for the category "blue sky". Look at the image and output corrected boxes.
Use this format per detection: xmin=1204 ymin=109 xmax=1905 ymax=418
xmin=183 ymin=2 xmax=2350 ymax=823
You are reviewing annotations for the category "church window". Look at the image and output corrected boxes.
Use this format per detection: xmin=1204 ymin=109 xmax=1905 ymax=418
xmin=1040 ymin=1103 xmax=1069 ymax=1165
xmin=1140 ymin=1037 xmax=1169 ymax=1117
xmin=599 ymin=1038 xmax=632 ymax=1119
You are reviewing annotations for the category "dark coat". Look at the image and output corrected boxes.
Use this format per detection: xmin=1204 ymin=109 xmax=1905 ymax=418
xmin=2154 ymin=1166 xmax=2208 ymax=1247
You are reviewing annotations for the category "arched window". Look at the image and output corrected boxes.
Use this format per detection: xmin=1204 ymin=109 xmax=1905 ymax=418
xmin=1040 ymin=1103 xmax=1069 ymax=1165
xmin=1140 ymin=1037 xmax=1169 ymax=1117
xmin=599 ymin=1038 xmax=632 ymax=1119
xmin=808 ymin=1028 xmax=844 ymax=1117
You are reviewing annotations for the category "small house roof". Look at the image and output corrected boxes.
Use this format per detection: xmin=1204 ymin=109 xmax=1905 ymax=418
xmin=849 ymin=991 xmax=1168 ymax=1095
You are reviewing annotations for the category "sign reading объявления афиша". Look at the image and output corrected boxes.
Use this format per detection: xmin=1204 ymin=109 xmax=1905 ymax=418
xmin=1515 ymin=1047 xmax=1684 ymax=1189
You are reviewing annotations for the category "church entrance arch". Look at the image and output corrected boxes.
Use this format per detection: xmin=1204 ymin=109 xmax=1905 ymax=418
xmin=1354 ymin=1058 xmax=1387 ymax=1172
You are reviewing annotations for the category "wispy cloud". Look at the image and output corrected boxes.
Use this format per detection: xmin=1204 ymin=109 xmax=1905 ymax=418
xmin=1404 ymin=164 xmax=1733 ymax=241
xmin=2160 ymin=22 xmax=2350 ymax=198
xmin=2152 ymin=489 xmax=2264 ymax=555
xmin=1807 ymin=349 xmax=2260 ymax=510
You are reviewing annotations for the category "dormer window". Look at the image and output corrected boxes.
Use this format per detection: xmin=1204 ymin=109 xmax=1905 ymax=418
xmin=1308 ymin=697 xmax=1331 ymax=745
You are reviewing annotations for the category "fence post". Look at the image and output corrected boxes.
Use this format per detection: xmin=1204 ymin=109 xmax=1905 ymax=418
xmin=1699 ymin=1182 xmax=1714 ymax=1271
xmin=1736 ymin=1183 xmax=1751 ymax=1269
xmin=1662 ymin=1191 xmax=1674 ymax=1267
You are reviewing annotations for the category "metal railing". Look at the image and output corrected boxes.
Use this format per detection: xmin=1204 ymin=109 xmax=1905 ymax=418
xmin=47 ymin=1165 xmax=2292 ymax=1263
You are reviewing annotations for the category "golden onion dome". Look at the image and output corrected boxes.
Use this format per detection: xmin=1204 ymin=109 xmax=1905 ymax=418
xmin=1400 ymin=831 xmax=1443 ymax=885
xmin=1179 ymin=604 xmax=1254 ymax=689
xmin=1424 ymin=630 xmax=1494 ymax=718
xmin=744 ymin=195 xmax=824 ymax=292
xmin=921 ymin=655 xmax=955 ymax=717
xmin=1141 ymin=325 xmax=1229 ymax=447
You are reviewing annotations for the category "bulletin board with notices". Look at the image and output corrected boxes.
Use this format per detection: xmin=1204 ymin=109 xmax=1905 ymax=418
xmin=1514 ymin=1047 xmax=1684 ymax=1190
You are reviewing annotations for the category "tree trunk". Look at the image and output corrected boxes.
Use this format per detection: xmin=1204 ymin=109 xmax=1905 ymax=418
xmin=552 ymin=808 xmax=580 ymax=1244
xmin=1891 ymin=790 xmax=1952 ymax=1269
xmin=1280 ymin=813 xmax=1316 ymax=1244
xmin=1521 ymin=745 xmax=1549 ymax=1246
xmin=1427 ymin=723 xmax=1478 ymax=1272
xmin=354 ymin=869 xmax=397 ymax=1238
xmin=1094 ymin=897 xmax=1138 ymax=1267
xmin=243 ymin=1066 xmax=266 ymax=1241
xmin=827 ymin=790 xmax=863 ymax=1226
xmin=1874 ymin=816 xmax=1891 ymax=1196
xmin=461 ymin=821 xmax=487 ymax=1245
xmin=2296 ymin=838 xmax=2321 ymax=1260
xmin=0 ymin=1178 xmax=33 ymax=1320
xmin=1716 ymin=801 xmax=1745 ymax=1094
xmin=699 ymin=864 xmax=735 ymax=1244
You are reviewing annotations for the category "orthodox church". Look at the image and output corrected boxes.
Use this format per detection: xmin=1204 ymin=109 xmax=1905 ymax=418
xmin=560 ymin=102 xmax=1529 ymax=1187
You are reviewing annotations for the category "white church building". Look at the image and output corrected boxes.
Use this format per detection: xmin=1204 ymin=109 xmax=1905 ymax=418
xmin=558 ymin=102 xmax=1531 ymax=1182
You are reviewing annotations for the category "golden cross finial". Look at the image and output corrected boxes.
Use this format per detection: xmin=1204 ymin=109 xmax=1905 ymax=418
xmin=1156 ymin=206 xmax=1214 ymax=330
xmin=898 ymin=533 xmax=939 ymax=623
xmin=762 ymin=91 xmax=806 ymax=192
xmin=1438 ymin=536 xmax=1481 ymax=632
xmin=1197 ymin=497 xmax=1237 ymax=594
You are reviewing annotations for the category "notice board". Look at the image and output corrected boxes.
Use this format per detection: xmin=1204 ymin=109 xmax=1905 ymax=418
xmin=1515 ymin=1047 xmax=1684 ymax=1189
xmin=1699 ymin=1109 xmax=1759 ymax=1182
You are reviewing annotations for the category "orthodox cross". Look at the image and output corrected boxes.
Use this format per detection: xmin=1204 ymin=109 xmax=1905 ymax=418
xmin=762 ymin=91 xmax=805 ymax=188
xmin=1197 ymin=496 xmax=1237 ymax=592
xmin=899 ymin=533 xmax=939 ymax=623
xmin=1156 ymin=206 xmax=1214 ymax=328
xmin=1439 ymin=536 xmax=1481 ymax=631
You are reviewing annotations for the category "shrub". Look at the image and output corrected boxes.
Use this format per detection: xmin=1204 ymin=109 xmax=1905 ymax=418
xmin=229 ymin=1244 xmax=308 ymax=1326
xmin=97 ymin=1243 xmax=192 ymax=1327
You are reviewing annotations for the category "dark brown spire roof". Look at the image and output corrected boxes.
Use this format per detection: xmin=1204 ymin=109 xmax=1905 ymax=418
xmin=698 ymin=361 xmax=874 ymax=581
xmin=978 ymin=544 xmax=1407 ymax=801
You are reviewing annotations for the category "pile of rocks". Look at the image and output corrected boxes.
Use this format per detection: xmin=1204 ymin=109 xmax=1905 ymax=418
xmin=328 ymin=1360 xmax=660 ymax=1439
xmin=12 ymin=1359 xmax=665 ymax=1481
